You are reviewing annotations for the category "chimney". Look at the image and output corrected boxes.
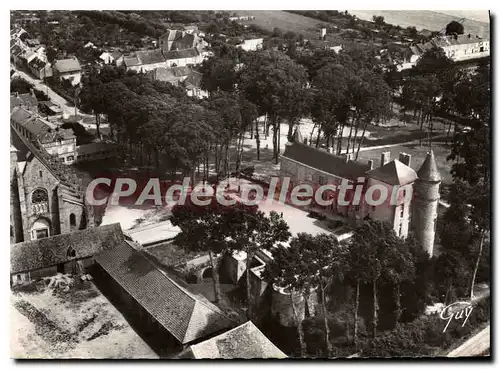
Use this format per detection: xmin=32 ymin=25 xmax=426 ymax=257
xmin=368 ymin=159 xmax=374 ymax=170
xmin=381 ymin=151 xmax=390 ymax=167
xmin=399 ymin=152 xmax=411 ymax=167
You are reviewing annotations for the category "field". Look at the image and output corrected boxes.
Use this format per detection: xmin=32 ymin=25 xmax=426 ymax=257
xmin=10 ymin=279 xmax=158 ymax=359
xmin=348 ymin=10 xmax=490 ymax=37
xmin=233 ymin=10 xmax=324 ymax=40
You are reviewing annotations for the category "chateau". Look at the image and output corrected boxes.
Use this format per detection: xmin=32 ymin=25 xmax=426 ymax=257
xmin=280 ymin=129 xmax=441 ymax=256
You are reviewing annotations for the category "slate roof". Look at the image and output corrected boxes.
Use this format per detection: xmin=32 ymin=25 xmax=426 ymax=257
xmin=281 ymin=142 xmax=371 ymax=180
xmin=94 ymin=241 xmax=235 ymax=344
xmin=53 ymin=58 xmax=81 ymax=73
xmin=417 ymin=150 xmax=441 ymax=182
xmin=366 ymin=159 xmax=418 ymax=186
xmin=182 ymin=321 xmax=287 ymax=359
xmin=164 ymin=48 xmax=199 ymax=60
xmin=11 ymin=224 xmax=124 ymax=274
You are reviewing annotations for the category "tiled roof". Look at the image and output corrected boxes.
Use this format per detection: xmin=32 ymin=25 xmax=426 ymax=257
xmin=281 ymin=142 xmax=371 ymax=180
xmin=28 ymin=57 xmax=47 ymax=70
xmin=164 ymin=48 xmax=199 ymax=60
xmin=184 ymin=70 xmax=203 ymax=89
xmin=183 ymin=321 xmax=287 ymax=359
xmin=110 ymin=51 xmax=123 ymax=60
xmin=417 ymin=150 xmax=441 ymax=182
xmin=135 ymin=49 xmax=166 ymax=65
xmin=10 ymin=93 xmax=38 ymax=111
xmin=94 ymin=241 xmax=235 ymax=344
xmin=53 ymin=58 xmax=81 ymax=73
xmin=123 ymin=55 xmax=141 ymax=67
xmin=11 ymin=224 xmax=124 ymax=274
xmin=366 ymin=159 xmax=418 ymax=186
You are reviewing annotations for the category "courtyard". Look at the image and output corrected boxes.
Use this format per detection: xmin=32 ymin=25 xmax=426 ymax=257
xmin=10 ymin=279 xmax=157 ymax=359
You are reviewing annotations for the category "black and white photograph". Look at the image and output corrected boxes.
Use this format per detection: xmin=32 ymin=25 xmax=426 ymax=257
xmin=8 ymin=8 xmax=491 ymax=359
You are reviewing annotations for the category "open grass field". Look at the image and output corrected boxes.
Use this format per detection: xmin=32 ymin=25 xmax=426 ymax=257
xmin=233 ymin=10 xmax=324 ymax=40
xmin=347 ymin=10 xmax=490 ymax=37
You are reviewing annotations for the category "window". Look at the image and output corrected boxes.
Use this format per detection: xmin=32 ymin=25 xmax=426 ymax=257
xmin=66 ymin=155 xmax=74 ymax=162
xmin=39 ymin=170 xmax=43 ymax=178
xmin=35 ymin=228 xmax=49 ymax=239
xmin=70 ymin=213 xmax=76 ymax=227
xmin=480 ymin=46 xmax=484 ymax=52
xmin=17 ymin=275 xmax=21 ymax=281
xmin=400 ymin=205 xmax=404 ymax=219
xmin=31 ymin=188 xmax=48 ymax=204
xmin=399 ymin=222 xmax=403 ymax=237
xmin=67 ymin=247 xmax=76 ymax=258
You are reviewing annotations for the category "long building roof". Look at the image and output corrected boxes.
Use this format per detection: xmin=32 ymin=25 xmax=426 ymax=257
xmin=94 ymin=241 xmax=235 ymax=344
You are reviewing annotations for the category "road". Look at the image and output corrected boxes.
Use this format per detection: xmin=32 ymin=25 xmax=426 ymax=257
xmin=447 ymin=325 xmax=490 ymax=357
xmin=11 ymin=64 xmax=108 ymax=130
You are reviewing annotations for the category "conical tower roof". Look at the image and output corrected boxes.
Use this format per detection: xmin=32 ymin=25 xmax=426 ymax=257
xmin=417 ymin=150 xmax=441 ymax=182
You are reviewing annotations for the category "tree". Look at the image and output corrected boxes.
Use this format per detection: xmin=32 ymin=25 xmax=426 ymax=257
xmin=239 ymin=50 xmax=309 ymax=164
xmin=224 ymin=206 xmax=290 ymax=319
xmin=348 ymin=220 xmax=399 ymax=339
xmin=264 ymin=243 xmax=310 ymax=356
xmin=373 ymin=15 xmax=385 ymax=27
xmin=294 ymin=233 xmax=346 ymax=357
xmin=445 ymin=21 xmax=464 ymax=35
xmin=171 ymin=199 xmax=231 ymax=303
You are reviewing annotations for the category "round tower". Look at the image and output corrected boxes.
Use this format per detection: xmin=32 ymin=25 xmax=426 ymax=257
xmin=413 ymin=151 xmax=441 ymax=257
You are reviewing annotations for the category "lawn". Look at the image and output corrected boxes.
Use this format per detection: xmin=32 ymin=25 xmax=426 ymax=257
xmin=10 ymin=279 xmax=157 ymax=359
xmin=233 ymin=10 xmax=328 ymax=40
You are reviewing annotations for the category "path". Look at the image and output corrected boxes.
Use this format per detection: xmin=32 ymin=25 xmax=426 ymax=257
xmin=11 ymin=63 xmax=108 ymax=130
xmin=447 ymin=325 xmax=490 ymax=357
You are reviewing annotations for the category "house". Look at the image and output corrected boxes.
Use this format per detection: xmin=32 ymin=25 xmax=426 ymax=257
xmin=10 ymin=44 xmax=24 ymax=65
xmin=178 ymin=321 xmax=287 ymax=359
xmin=148 ymin=66 xmax=192 ymax=85
xmin=52 ymin=58 xmax=82 ymax=86
xmin=10 ymin=26 xmax=27 ymax=39
xmin=158 ymin=30 xmax=202 ymax=52
xmin=11 ymin=107 xmax=77 ymax=164
xmin=25 ymin=38 xmax=41 ymax=48
xmin=28 ymin=57 xmax=52 ymax=80
xmin=11 ymin=92 xmax=38 ymax=113
xmin=83 ymin=41 xmax=96 ymax=49
xmin=164 ymin=48 xmax=203 ymax=67
xmin=123 ymin=49 xmax=165 ymax=72
xmin=183 ymin=25 xmax=199 ymax=34
xmin=236 ymin=38 xmax=264 ymax=51
xmin=403 ymin=34 xmax=490 ymax=70
xmin=76 ymin=141 xmax=119 ymax=163
xmin=10 ymin=223 xmax=124 ymax=286
xmin=18 ymin=50 xmax=37 ymax=68
xmin=92 ymin=240 xmax=236 ymax=355
xmin=100 ymin=51 xmax=124 ymax=65
xmin=184 ymin=71 xmax=208 ymax=99
xmin=38 ymin=101 xmax=63 ymax=116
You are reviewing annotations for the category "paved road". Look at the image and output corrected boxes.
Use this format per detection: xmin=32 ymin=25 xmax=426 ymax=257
xmin=447 ymin=325 xmax=490 ymax=357
xmin=11 ymin=64 xmax=109 ymax=130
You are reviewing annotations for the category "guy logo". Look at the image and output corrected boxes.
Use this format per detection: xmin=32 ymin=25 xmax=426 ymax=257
xmin=440 ymin=301 xmax=474 ymax=333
